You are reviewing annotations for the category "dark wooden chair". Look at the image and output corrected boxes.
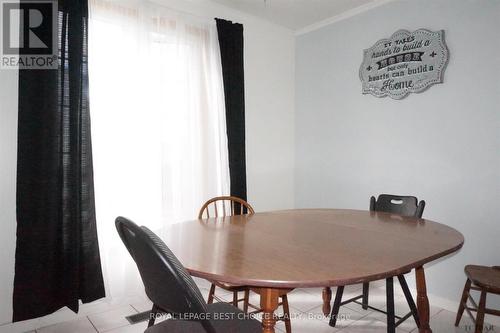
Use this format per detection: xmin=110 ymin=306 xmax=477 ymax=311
xmin=198 ymin=196 xmax=291 ymax=333
xmin=456 ymin=265 xmax=500 ymax=333
xmin=115 ymin=217 xmax=261 ymax=332
xmin=329 ymin=194 xmax=425 ymax=333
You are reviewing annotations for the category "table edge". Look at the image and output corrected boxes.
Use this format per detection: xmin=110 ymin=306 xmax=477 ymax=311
xmin=183 ymin=209 xmax=465 ymax=288
xmin=188 ymin=239 xmax=464 ymax=288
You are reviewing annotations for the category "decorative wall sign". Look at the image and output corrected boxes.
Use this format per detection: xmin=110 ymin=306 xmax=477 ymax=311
xmin=359 ymin=29 xmax=449 ymax=99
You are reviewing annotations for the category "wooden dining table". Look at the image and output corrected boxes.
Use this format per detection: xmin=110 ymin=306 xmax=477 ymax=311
xmin=159 ymin=209 xmax=464 ymax=333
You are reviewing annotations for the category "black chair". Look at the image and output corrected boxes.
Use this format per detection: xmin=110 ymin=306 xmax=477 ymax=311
xmin=329 ymin=194 xmax=425 ymax=333
xmin=115 ymin=217 xmax=261 ymax=333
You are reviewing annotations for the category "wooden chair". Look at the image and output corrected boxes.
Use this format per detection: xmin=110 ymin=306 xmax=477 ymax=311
xmin=198 ymin=195 xmax=255 ymax=219
xmin=198 ymin=196 xmax=291 ymax=333
xmin=456 ymin=265 xmax=500 ymax=333
xmin=329 ymin=194 xmax=425 ymax=333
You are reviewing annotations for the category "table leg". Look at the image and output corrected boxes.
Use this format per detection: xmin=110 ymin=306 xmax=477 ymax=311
xmin=252 ymin=288 xmax=293 ymax=333
xmin=322 ymin=287 xmax=332 ymax=316
xmin=416 ymin=266 xmax=432 ymax=333
xmin=260 ymin=288 xmax=280 ymax=333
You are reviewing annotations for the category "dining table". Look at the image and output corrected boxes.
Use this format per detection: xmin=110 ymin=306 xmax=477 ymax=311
xmin=159 ymin=209 xmax=464 ymax=333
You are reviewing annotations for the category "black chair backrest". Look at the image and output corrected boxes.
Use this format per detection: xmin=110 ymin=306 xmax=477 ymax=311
xmin=115 ymin=217 xmax=208 ymax=317
xmin=370 ymin=194 xmax=425 ymax=218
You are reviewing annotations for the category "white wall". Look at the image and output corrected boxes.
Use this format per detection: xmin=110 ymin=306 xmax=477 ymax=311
xmin=296 ymin=0 xmax=499 ymax=312
xmin=0 ymin=0 xmax=295 ymax=325
xmin=154 ymin=0 xmax=296 ymax=211
xmin=0 ymin=70 xmax=18 ymax=324
xmin=2 ymin=0 xmax=499 ymax=327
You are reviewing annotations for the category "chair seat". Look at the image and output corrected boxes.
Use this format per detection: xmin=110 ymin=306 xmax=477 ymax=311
xmin=465 ymin=265 xmax=500 ymax=293
xmin=212 ymin=280 xmax=247 ymax=291
xmin=144 ymin=303 xmax=262 ymax=333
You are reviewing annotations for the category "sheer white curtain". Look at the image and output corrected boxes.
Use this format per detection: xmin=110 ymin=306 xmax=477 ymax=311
xmin=89 ymin=0 xmax=230 ymax=300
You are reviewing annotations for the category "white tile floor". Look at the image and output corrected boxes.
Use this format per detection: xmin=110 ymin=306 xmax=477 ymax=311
xmin=1 ymin=283 xmax=497 ymax=333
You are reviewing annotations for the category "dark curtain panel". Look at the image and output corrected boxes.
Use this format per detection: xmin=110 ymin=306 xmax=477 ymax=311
xmin=13 ymin=0 xmax=105 ymax=322
xmin=215 ymin=19 xmax=247 ymax=211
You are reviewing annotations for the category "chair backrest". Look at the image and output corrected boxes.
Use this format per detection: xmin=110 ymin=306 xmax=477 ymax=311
xmin=370 ymin=194 xmax=425 ymax=218
xmin=115 ymin=217 xmax=208 ymax=317
xmin=198 ymin=196 xmax=255 ymax=219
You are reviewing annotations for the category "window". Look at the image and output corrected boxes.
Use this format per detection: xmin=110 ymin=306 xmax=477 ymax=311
xmin=89 ymin=0 xmax=229 ymax=298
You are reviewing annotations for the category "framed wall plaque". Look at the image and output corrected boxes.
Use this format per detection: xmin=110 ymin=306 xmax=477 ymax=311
xmin=359 ymin=29 xmax=449 ymax=99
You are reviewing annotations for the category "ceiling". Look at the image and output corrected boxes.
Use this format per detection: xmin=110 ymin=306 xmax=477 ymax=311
xmin=209 ymin=0 xmax=381 ymax=31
